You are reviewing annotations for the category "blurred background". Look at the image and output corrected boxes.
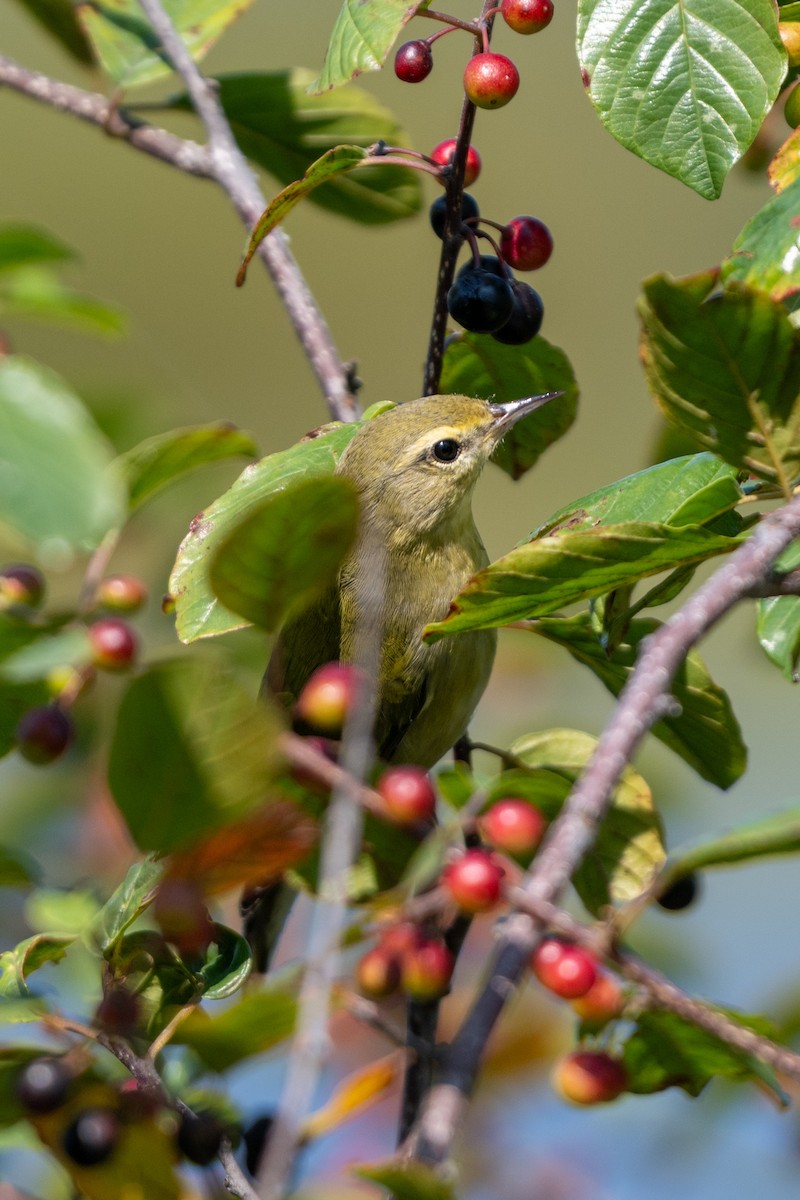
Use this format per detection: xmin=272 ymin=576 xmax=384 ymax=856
xmin=2 ymin=4 xmax=800 ymax=1198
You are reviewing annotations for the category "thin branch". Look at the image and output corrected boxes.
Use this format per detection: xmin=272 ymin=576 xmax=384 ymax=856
xmin=506 ymin=888 xmax=800 ymax=1082
xmin=422 ymin=1 xmax=497 ymax=395
xmin=44 ymin=1015 xmax=259 ymax=1199
xmin=0 ymin=49 xmax=359 ymax=422
xmin=411 ymin=492 xmax=800 ymax=1165
xmin=256 ymin=543 xmax=387 ymax=1198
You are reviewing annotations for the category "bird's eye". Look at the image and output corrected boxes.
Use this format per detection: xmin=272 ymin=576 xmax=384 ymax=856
xmin=432 ymin=438 xmax=460 ymax=463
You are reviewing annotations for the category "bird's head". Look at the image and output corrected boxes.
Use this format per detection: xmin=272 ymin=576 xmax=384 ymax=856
xmin=336 ymin=392 xmax=559 ymax=540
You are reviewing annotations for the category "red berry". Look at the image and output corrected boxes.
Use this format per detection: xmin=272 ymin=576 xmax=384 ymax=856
xmin=154 ymin=879 xmax=215 ymax=957
xmin=531 ymin=938 xmax=598 ymax=999
xmin=571 ymin=973 xmax=624 ymax=1024
xmin=356 ymin=946 xmax=402 ymax=998
xmin=377 ymin=765 xmax=436 ymax=826
xmin=500 ymin=216 xmax=553 ymax=271
xmin=295 ymin=663 xmax=361 ymax=737
xmin=430 ymin=139 xmax=482 ymax=187
xmin=97 ymin=574 xmax=148 ymax=613
xmin=0 ymin=563 xmax=44 ymax=607
xmin=552 ymin=1050 xmax=627 ymax=1105
xmin=15 ymin=704 xmax=74 ymax=765
xmin=89 ymin=618 xmax=138 ymax=672
xmin=63 ymin=1108 xmax=120 ymax=1166
xmin=394 ymin=40 xmax=433 ymax=83
xmin=780 ymin=22 xmax=800 ymax=67
xmin=379 ymin=920 xmax=422 ymax=959
xmin=401 ymin=938 xmax=454 ymax=1001
xmin=480 ymin=799 xmax=546 ymax=859
xmin=463 ymin=53 xmax=520 ymax=110
xmin=501 ymin=0 xmax=554 ymax=34
xmin=443 ymin=849 xmax=505 ymax=914
xmin=16 ymin=1057 xmax=71 ymax=1113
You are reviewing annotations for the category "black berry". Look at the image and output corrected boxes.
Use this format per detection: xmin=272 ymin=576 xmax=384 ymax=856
xmin=491 ymin=281 xmax=544 ymax=344
xmin=657 ymin=873 xmax=699 ymax=911
xmin=15 ymin=705 xmax=74 ymax=765
xmin=456 ymin=254 xmax=509 ymax=282
xmin=394 ymin=40 xmax=433 ymax=83
xmin=447 ymin=270 xmax=514 ymax=333
xmin=15 ymin=1057 xmax=71 ymax=1113
xmin=177 ymin=1110 xmax=228 ymax=1166
xmin=243 ymin=1113 xmax=275 ymax=1176
xmin=430 ymin=192 xmax=480 ymax=240
xmin=63 ymin=1108 xmax=120 ymax=1166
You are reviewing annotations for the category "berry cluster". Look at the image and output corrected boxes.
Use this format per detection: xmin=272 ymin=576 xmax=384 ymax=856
xmin=426 ymin=189 xmax=552 ymax=343
xmin=394 ymin=0 xmax=555 ymax=110
xmin=357 ymin=922 xmax=454 ymax=1002
xmin=2 ymin=562 xmax=147 ymax=768
xmin=529 ymin=937 xmax=628 ymax=1104
xmin=14 ymin=1054 xmax=235 ymax=1169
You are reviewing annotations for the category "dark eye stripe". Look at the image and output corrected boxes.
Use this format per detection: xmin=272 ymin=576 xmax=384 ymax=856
xmin=433 ymin=438 xmax=460 ymax=462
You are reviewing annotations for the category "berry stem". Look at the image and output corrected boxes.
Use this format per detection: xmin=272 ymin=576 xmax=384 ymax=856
xmin=417 ymin=9 xmax=482 ymax=35
xmin=422 ymin=0 xmax=497 ymax=396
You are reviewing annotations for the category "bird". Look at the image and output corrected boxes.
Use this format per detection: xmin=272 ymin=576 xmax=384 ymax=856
xmin=266 ymin=391 xmax=558 ymax=767
xmin=246 ymin=391 xmax=558 ymax=968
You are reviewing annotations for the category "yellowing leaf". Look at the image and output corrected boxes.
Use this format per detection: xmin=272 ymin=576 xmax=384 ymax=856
xmin=303 ymin=1052 xmax=402 ymax=1139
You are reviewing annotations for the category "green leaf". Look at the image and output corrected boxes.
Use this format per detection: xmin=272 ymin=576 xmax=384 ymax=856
xmin=0 ymin=267 xmax=127 ymax=337
xmin=661 ymin=808 xmax=800 ymax=888
xmin=722 ymin=176 xmax=800 ymax=300
xmin=623 ymin=1009 xmax=788 ymax=1103
xmin=0 ymin=845 xmax=39 ymax=887
xmin=311 ymin=0 xmax=432 ymax=93
xmin=576 ymin=0 xmax=786 ymax=200
xmin=167 ymin=71 xmax=421 ymax=225
xmin=531 ymin=615 xmax=746 ymax=789
xmin=173 ymin=976 xmax=298 ymax=1069
xmin=76 ymin=0 xmax=256 ymax=88
xmin=196 ymin=923 xmax=252 ymax=998
xmin=355 ymin=1161 xmax=456 ymax=1200
xmin=756 ymin=542 xmax=800 ymax=681
xmin=531 ymin=453 xmax=742 ymax=539
xmin=0 ymin=224 xmax=74 ymax=272
xmin=0 ymin=933 xmax=75 ymax=998
xmin=507 ymin=729 xmax=665 ymax=910
xmin=639 ymin=270 xmax=800 ymax=489
xmin=11 ymin=0 xmax=95 ymax=63
xmin=210 ymin=476 xmax=358 ymax=632
xmin=0 ymin=626 xmax=92 ymax=683
xmin=108 ymin=657 xmax=284 ymax=854
xmin=435 ymin=762 xmax=476 ymax=812
xmin=92 ymin=857 xmax=162 ymax=954
xmin=119 ymin=422 xmax=258 ymax=512
xmin=26 ymin=888 xmax=100 ymax=934
xmin=440 ymin=333 xmax=578 ymax=480
xmin=170 ymin=418 xmax=364 ymax=642
xmin=425 ymin=521 xmax=740 ymax=640
xmin=0 ymin=357 xmax=126 ymax=557
xmin=0 ymin=679 xmax=51 ymax=759
xmin=236 ymin=146 xmax=368 ymax=285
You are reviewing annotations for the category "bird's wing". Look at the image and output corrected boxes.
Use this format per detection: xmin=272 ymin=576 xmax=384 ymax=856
xmin=263 ymin=587 xmax=342 ymax=706
xmin=372 ymin=631 xmax=430 ymax=762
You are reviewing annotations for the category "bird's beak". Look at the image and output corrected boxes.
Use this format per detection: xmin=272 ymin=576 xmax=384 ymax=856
xmin=488 ymin=392 xmax=562 ymax=441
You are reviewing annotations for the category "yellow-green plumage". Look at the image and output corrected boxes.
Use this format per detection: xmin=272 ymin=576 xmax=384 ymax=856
xmin=267 ymin=392 xmax=555 ymax=766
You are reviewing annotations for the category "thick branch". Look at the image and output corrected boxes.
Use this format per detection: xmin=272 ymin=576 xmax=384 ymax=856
xmin=0 ymin=50 xmax=358 ymax=422
xmin=412 ymin=492 xmax=800 ymax=1164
